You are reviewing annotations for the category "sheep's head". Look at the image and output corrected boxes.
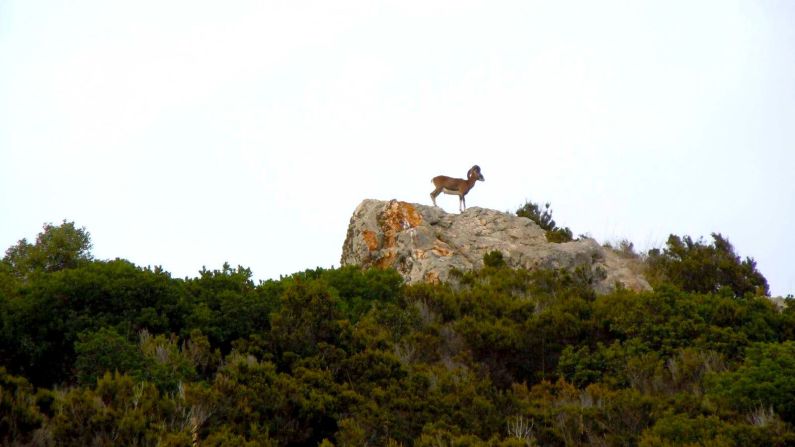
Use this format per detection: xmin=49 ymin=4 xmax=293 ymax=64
xmin=469 ymin=165 xmax=484 ymax=181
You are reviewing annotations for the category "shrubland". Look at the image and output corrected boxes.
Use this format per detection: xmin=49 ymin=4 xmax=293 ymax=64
xmin=1 ymin=220 xmax=793 ymax=446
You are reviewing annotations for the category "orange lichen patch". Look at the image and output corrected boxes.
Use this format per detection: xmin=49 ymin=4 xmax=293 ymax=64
xmin=378 ymin=200 xmax=423 ymax=254
xmin=382 ymin=201 xmax=422 ymax=235
xmin=432 ymin=241 xmax=452 ymax=257
xmin=365 ymin=201 xmax=424 ymax=271
xmin=362 ymin=230 xmax=379 ymax=251
xmin=396 ymin=201 xmax=423 ymax=228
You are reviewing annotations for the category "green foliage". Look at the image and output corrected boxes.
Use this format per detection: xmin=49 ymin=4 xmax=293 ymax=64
xmin=515 ymin=200 xmax=573 ymax=243
xmin=183 ymin=263 xmax=272 ymax=349
xmin=639 ymin=414 xmax=734 ymax=446
xmin=707 ymin=341 xmax=795 ymax=422
xmin=483 ymin=250 xmax=507 ymax=268
xmin=75 ymin=327 xmax=143 ymax=386
xmin=319 ymin=265 xmax=403 ymax=322
xmin=557 ymin=342 xmax=630 ymax=388
xmin=1 ymin=221 xmax=794 ymax=445
xmin=269 ymin=278 xmax=343 ymax=361
xmin=2 ymin=220 xmax=93 ymax=279
xmin=0 ymin=259 xmax=182 ymax=385
xmin=47 ymin=372 xmax=203 ymax=446
xmin=646 ymin=233 xmax=769 ymax=297
xmin=593 ymin=288 xmax=781 ymax=359
xmin=0 ymin=367 xmax=46 ymax=444
xmin=138 ymin=331 xmax=197 ymax=392
xmin=208 ymin=353 xmax=329 ymax=445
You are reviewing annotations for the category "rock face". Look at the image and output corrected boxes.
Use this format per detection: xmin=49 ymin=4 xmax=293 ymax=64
xmin=341 ymin=199 xmax=651 ymax=294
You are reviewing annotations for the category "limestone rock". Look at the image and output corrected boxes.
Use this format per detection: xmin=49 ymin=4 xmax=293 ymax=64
xmin=341 ymin=199 xmax=651 ymax=294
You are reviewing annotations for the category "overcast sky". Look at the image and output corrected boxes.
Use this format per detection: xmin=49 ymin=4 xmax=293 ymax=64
xmin=1 ymin=1 xmax=793 ymax=296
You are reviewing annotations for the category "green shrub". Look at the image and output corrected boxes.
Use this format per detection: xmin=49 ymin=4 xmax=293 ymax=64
xmin=515 ymin=201 xmax=573 ymax=243
xmin=646 ymin=233 xmax=769 ymax=297
xmin=483 ymin=250 xmax=507 ymax=268
xmin=75 ymin=327 xmax=144 ymax=385
xmin=707 ymin=341 xmax=795 ymax=423
xmin=0 ymin=368 xmax=45 ymax=444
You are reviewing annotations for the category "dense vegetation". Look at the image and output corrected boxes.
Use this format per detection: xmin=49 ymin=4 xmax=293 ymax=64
xmin=1 ymin=221 xmax=793 ymax=446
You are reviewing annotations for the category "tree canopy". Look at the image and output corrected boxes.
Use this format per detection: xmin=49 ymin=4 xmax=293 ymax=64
xmin=646 ymin=233 xmax=769 ymax=297
xmin=3 ymin=220 xmax=93 ymax=279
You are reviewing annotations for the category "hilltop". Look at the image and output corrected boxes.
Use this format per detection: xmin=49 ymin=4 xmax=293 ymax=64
xmin=341 ymin=199 xmax=650 ymax=294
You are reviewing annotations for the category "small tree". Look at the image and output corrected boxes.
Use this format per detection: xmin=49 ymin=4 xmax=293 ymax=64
xmin=3 ymin=220 xmax=93 ymax=278
xmin=646 ymin=233 xmax=769 ymax=297
xmin=516 ymin=201 xmax=573 ymax=243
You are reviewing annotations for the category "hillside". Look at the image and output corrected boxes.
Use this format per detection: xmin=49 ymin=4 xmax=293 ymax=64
xmin=0 ymin=220 xmax=793 ymax=446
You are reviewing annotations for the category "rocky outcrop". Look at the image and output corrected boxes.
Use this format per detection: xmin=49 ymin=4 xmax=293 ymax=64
xmin=341 ymin=199 xmax=651 ymax=294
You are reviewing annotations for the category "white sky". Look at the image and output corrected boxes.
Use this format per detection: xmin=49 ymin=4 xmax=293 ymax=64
xmin=1 ymin=1 xmax=793 ymax=296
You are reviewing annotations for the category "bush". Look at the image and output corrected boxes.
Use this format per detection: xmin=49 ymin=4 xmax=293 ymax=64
xmin=483 ymin=250 xmax=507 ymax=268
xmin=515 ymin=201 xmax=573 ymax=243
xmin=0 ymin=368 xmax=45 ymax=444
xmin=75 ymin=327 xmax=144 ymax=385
xmin=707 ymin=341 xmax=795 ymax=423
xmin=646 ymin=233 xmax=769 ymax=297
